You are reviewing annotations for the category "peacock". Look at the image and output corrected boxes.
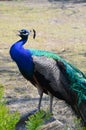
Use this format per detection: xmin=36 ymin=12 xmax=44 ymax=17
xmin=10 ymin=29 xmax=86 ymax=125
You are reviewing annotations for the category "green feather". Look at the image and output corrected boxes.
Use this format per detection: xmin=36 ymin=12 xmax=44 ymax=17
xmin=30 ymin=49 xmax=61 ymax=60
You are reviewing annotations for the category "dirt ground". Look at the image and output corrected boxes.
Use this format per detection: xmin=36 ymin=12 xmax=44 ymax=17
xmin=0 ymin=0 xmax=86 ymax=129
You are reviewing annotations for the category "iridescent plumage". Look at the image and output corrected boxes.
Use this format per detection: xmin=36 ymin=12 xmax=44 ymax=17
xmin=10 ymin=29 xmax=86 ymax=125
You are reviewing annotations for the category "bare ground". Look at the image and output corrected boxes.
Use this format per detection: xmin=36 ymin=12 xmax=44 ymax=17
xmin=0 ymin=0 xmax=86 ymax=129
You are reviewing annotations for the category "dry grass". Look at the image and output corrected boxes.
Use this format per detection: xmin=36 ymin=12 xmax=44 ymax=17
xmin=0 ymin=1 xmax=86 ymax=73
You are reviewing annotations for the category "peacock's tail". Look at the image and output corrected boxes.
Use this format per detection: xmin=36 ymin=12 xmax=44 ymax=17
xmin=58 ymin=59 xmax=86 ymax=124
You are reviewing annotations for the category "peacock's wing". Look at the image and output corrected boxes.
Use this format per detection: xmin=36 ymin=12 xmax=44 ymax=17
xmin=32 ymin=55 xmax=75 ymax=104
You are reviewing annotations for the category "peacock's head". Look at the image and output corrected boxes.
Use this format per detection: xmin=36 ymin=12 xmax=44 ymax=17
xmin=18 ymin=29 xmax=36 ymax=39
xmin=18 ymin=29 xmax=30 ymax=39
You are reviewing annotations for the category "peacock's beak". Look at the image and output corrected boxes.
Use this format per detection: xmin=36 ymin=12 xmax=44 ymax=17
xmin=17 ymin=30 xmax=21 ymax=36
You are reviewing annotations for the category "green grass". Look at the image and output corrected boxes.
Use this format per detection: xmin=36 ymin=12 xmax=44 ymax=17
xmin=26 ymin=110 xmax=86 ymax=130
xmin=26 ymin=110 xmax=52 ymax=130
xmin=0 ymin=84 xmax=20 ymax=130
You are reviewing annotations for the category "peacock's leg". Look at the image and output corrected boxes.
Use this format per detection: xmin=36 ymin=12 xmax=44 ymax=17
xmin=48 ymin=92 xmax=53 ymax=113
xmin=33 ymin=75 xmax=43 ymax=111
xmin=38 ymin=87 xmax=43 ymax=111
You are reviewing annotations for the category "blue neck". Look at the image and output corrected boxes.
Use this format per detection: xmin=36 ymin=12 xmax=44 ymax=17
xmin=10 ymin=38 xmax=34 ymax=78
xmin=13 ymin=38 xmax=27 ymax=49
xmin=10 ymin=38 xmax=27 ymax=61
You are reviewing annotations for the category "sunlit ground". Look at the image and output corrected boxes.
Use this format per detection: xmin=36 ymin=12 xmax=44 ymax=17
xmin=0 ymin=1 xmax=86 ymax=72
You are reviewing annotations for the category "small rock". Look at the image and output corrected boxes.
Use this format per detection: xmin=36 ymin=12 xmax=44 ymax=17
xmin=41 ymin=120 xmax=64 ymax=130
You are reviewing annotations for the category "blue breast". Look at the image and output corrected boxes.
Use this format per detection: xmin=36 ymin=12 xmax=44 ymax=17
xmin=10 ymin=39 xmax=34 ymax=78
